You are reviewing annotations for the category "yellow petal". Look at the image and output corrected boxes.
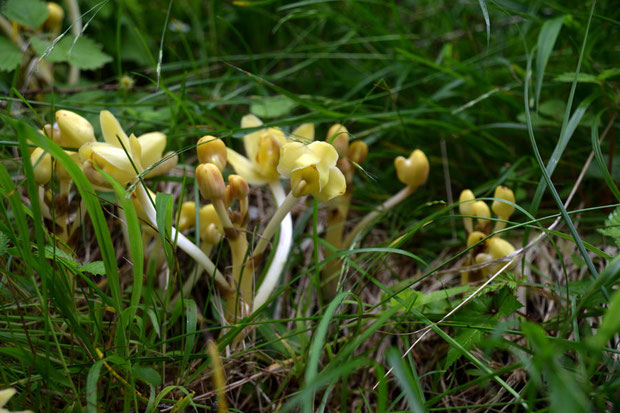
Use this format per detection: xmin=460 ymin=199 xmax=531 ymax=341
xmin=80 ymin=143 xmax=137 ymax=184
xmin=290 ymin=123 xmax=314 ymax=142
xmin=315 ymin=166 xmax=346 ymax=202
xmin=145 ymin=151 xmax=177 ymax=178
xmin=0 ymin=388 xmax=16 ymax=408
xmin=100 ymin=110 xmax=130 ymax=150
xmin=129 ymin=134 xmax=144 ymax=172
xmin=138 ymin=132 xmax=166 ymax=168
xmin=31 ymin=147 xmax=52 ymax=185
xmin=291 ymin=165 xmax=320 ymax=197
xmin=199 ymin=204 xmax=223 ymax=243
xmin=277 ymin=142 xmax=308 ymax=176
xmin=241 ymin=114 xmax=263 ymax=129
xmin=178 ymin=201 xmax=196 ymax=232
xmin=226 ymin=148 xmax=269 ymax=185
xmin=55 ymin=110 xmax=96 ymax=148
xmin=308 ymin=141 xmax=338 ymax=187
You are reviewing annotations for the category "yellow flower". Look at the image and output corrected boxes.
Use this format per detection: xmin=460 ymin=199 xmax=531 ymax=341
xmin=79 ymin=110 xmax=177 ymax=187
xmin=226 ymin=114 xmax=314 ymax=185
xmin=0 ymin=388 xmax=33 ymax=413
xmin=277 ymin=141 xmax=346 ymax=202
xmin=394 ymin=149 xmax=429 ymax=189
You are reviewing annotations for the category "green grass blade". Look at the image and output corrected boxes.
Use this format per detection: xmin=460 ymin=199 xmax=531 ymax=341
xmin=535 ymin=16 xmax=564 ymax=108
xmin=386 ymin=347 xmax=427 ymax=413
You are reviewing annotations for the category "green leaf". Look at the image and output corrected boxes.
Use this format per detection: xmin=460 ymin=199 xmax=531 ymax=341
xmin=31 ymin=35 xmax=112 ymax=70
xmin=445 ymin=328 xmax=483 ymax=369
xmin=86 ymin=360 xmax=104 ymax=413
xmin=250 ymin=95 xmax=297 ymax=119
xmin=1 ymin=0 xmax=49 ymax=30
xmin=0 ymin=231 xmax=8 ymax=255
xmin=79 ymin=261 xmax=107 ymax=275
xmin=535 ymin=16 xmax=564 ymax=108
xmin=386 ymin=347 xmax=427 ymax=412
xmin=598 ymin=206 xmax=620 ymax=248
xmin=554 ymin=72 xmax=600 ymax=84
xmin=0 ymin=37 xmax=22 ymax=72
xmin=133 ymin=365 xmax=162 ymax=387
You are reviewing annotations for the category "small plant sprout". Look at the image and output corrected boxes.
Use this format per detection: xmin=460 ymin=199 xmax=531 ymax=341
xmin=343 ymin=148 xmax=430 ymax=248
xmin=79 ymin=110 xmax=231 ymax=293
xmin=226 ymin=115 xmax=314 ymax=313
xmin=321 ymin=123 xmax=369 ymax=299
xmin=458 ymin=185 xmax=518 ymax=283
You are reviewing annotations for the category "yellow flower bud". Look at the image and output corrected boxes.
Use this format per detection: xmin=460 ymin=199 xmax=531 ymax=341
xmin=348 ymin=140 xmax=368 ymax=164
xmin=199 ymin=204 xmax=223 ymax=244
xmin=459 ymin=189 xmax=476 ymax=233
xmin=326 ymin=124 xmax=349 ymax=158
xmin=43 ymin=2 xmax=64 ymax=34
xmin=228 ymin=174 xmax=249 ymax=200
xmin=31 ymin=148 xmax=52 ymax=185
xmin=466 ymin=231 xmax=486 ymax=248
xmin=197 ymin=136 xmax=227 ymax=171
xmin=178 ymin=201 xmax=196 ymax=232
xmin=196 ymin=163 xmax=226 ymax=200
xmin=486 ymin=236 xmax=516 ymax=260
xmin=473 ymin=200 xmax=491 ymax=230
xmin=492 ymin=185 xmax=516 ymax=225
xmin=41 ymin=123 xmax=62 ymax=146
xmin=55 ymin=110 xmax=96 ymax=148
xmin=394 ymin=149 xmax=429 ymax=189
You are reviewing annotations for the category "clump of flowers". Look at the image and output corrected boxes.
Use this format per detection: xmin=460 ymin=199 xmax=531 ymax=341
xmin=459 ymin=185 xmax=517 ymax=282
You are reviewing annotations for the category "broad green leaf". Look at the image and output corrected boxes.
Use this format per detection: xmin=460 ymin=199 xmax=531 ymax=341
xmin=133 ymin=365 xmax=162 ymax=387
xmin=31 ymin=34 xmax=112 ymax=70
xmin=250 ymin=95 xmax=297 ymax=119
xmin=1 ymin=0 xmax=48 ymax=29
xmin=386 ymin=347 xmax=427 ymax=412
xmin=535 ymin=16 xmax=564 ymax=108
xmin=598 ymin=206 xmax=620 ymax=248
xmin=86 ymin=360 xmax=104 ymax=413
xmin=79 ymin=261 xmax=107 ymax=275
xmin=0 ymin=37 xmax=22 ymax=72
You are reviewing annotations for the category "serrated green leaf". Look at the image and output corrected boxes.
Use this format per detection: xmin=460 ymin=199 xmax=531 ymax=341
xmin=80 ymin=261 xmax=107 ymax=275
xmin=598 ymin=206 xmax=620 ymax=248
xmin=0 ymin=37 xmax=22 ymax=72
xmin=2 ymin=0 xmax=49 ymax=30
xmin=31 ymin=35 xmax=112 ymax=70
xmin=250 ymin=95 xmax=297 ymax=119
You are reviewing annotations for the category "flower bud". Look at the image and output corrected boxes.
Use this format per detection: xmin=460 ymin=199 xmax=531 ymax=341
xmin=326 ymin=124 xmax=349 ymax=157
xmin=43 ymin=2 xmax=64 ymax=35
xmin=196 ymin=163 xmax=226 ymax=200
xmin=55 ymin=151 xmax=80 ymax=182
xmin=178 ymin=201 xmax=196 ymax=232
xmin=31 ymin=148 xmax=52 ymax=185
xmin=348 ymin=140 xmax=368 ymax=164
xmin=486 ymin=237 xmax=516 ymax=260
xmin=492 ymin=185 xmax=515 ymax=219
xmin=56 ymin=110 xmax=96 ymax=148
xmin=197 ymin=136 xmax=227 ymax=171
xmin=459 ymin=190 xmax=475 ymax=216
xmin=466 ymin=231 xmax=486 ymax=248
xmin=228 ymin=174 xmax=249 ymax=200
xmin=473 ymin=200 xmax=491 ymax=229
xmin=394 ymin=149 xmax=429 ymax=189
xmin=41 ymin=123 xmax=62 ymax=146
xmin=199 ymin=204 xmax=223 ymax=244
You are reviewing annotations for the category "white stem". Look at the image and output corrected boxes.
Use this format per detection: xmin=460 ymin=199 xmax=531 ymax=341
xmin=343 ymin=185 xmax=414 ymax=248
xmin=252 ymin=189 xmax=298 ymax=258
xmin=135 ymin=184 xmax=231 ymax=292
xmin=251 ymin=180 xmax=293 ymax=313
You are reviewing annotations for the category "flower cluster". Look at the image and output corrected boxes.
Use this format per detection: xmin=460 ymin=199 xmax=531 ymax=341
xmin=459 ymin=186 xmax=517 ymax=282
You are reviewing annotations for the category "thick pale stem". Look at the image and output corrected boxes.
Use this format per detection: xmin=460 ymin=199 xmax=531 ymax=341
xmin=463 ymin=218 xmax=473 ymax=234
xmin=321 ymin=192 xmax=351 ymax=299
xmin=343 ymin=185 xmax=414 ymax=248
xmin=252 ymin=189 xmax=298 ymax=259
xmin=493 ymin=216 xmax=508 ymax=233
xmin=225 ymin=235 xmax=253 ymax=319
xmin=251 ymin=180 xmax=293 ymax=313
xmin=135 ymin=184 xmax=231 ymax=292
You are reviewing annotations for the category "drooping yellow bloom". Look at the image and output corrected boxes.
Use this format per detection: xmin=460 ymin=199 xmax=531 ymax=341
xmin=226 ymin=114 xmax=314 ymax=185
xmin=79 ymin=110 xmax=177 ymax=188
xmin=394 ymin=149 xmax=429 ymax=190
xmin=277 ymin=141 xmax=346 ymax=202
